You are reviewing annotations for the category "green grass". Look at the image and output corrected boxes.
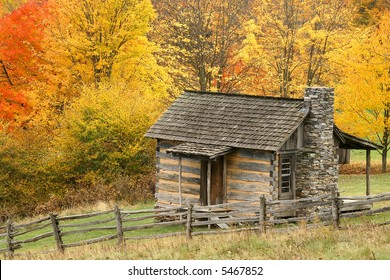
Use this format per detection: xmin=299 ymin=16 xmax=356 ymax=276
xmin=339 ymin=173 xmax=390 ymax=196
xmin=350 ymin=150 xmax=383 ymax=163
xmin=6 ymin=223 xmax=390 ymax=260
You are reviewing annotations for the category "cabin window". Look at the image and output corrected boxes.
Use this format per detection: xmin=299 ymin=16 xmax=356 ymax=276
xmin=279 ymin=154 xmax=295 ymax=200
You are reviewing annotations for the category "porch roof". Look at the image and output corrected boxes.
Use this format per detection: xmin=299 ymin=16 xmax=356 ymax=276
xmin=167 ymin=142 xmax=233 ymax=160
xmin=334 ymin=126 xmax=383 ymax=150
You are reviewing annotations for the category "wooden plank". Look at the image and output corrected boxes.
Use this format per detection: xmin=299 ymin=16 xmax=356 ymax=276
xmin=114 ymin=205 xmax=124 ymax=244
xmin=60 ymin=226 xmax=117 ymax=237
xmin=339 ymin=193 xmax=390 ymax=200
xmin=207 ymin=160 xmax=211 ymax=206
xmin=158 ymin=189 xmax=199 ymax=199
xmin=186 ymin=204 xmax=193 ymax=239
xmin=228 ymin=171 xmax=271 ymax=183
xmin=122 ymin=212 xmax=185 ymax=223
xmin=50 ymin=213 xmax=64 ymax=252
xmin=223 ymin=155 xmax=227 ymax=203
xmin=228 ymin=181 xmax=269 ymax=192
xmin=192 ymin=201 xmax=258 ymax=210
xmin=13 ymin=217 xmax=51 ymax=229
xmin=12 ymin=222 xmax=52 ymax=237
xmin=60 ymin=217 xmax=116 ymax=228
xmin=192 ymin=217 xmax=258 ymax=227
xmin=339 ymin=206 xmax=390 ymax=218
xmin=57 ymin=209 xmax=114 ymax=221
xmin=227 ymin=154 xmax=270 ymax=165
xmin=160 ymin=158 xmax=179 ymax=166
xmin=236 ymin=149 xmax=272 ymax=161
xmin=158 ymin=183 xmax=199 ymax=196
xmin=63 ymin=234 xmax=117 ymax=248
xmin=156 ymin=192 xmax=199 ymax=204
xmin=121 ymin=207 xmax=183 ymax=215
xmin=227 ymin=167 xmax=269 ymax=177
xmin=179 ymin=157 xmax=182 ymax=205
xmin=227 ymin=193 xmax=262 ymax=202
xmin=266 ymin=194 xmax=333 ymax=205
xmin=158 ymin=172 xmax=200 ymax=184
xmin=12 ymin=232 xmax=53 ymax=245
xmin=259 ymin=195 xmax=266 ymax=233
xmin=210 ymin=217 xmax=229 ymax=229
xmin=122 ymin=220 xmax=186 ymax=232
xmin=157 ymin=163 xmax=200 ymax=175
xmin=227 ymin=160 xmax=271 ymax=173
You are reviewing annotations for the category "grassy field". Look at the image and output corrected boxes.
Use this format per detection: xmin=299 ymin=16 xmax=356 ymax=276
xmin=6 ymin=219 xmax=390 ymax=260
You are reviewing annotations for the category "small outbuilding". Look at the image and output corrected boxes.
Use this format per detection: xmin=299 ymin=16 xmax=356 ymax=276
xmin=145 ymin=87 xmax=381 ymax=209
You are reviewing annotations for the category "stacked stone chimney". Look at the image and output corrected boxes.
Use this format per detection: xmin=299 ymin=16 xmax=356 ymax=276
xmin=295 ymin=87 xmax=339 ymax=199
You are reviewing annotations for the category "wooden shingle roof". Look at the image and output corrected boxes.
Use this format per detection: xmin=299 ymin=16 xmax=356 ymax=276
xmin=167 ymin=142 xmax=232 ymax=159
xmin=146 ymin=91 xmax=309 ymax=151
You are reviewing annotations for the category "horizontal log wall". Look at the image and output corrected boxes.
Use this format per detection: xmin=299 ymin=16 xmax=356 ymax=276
xmin=226 ymin=149 xmax=273 ymax=203
xmin=156 ymin=140 xmax=201 ymax=207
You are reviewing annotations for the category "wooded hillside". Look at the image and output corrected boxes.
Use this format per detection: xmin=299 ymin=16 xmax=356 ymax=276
xmin=0 ymin=0 xmax=388 ymax=219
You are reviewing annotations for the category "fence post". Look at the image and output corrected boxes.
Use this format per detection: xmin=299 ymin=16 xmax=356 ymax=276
xmin=186 ymin=204 xmax=193 ymax=240
xmin=6 ymin=219 xmax=14 ymax=258
xmin=331 ymin=188 xmax=340 ymax=229
xmin=50 ymin=213 xmax=64 ymax=252
xmin=114 ymin=205 xmax=124 ymax=244
xmin=259 ymin=195 xmax=267 ymax=234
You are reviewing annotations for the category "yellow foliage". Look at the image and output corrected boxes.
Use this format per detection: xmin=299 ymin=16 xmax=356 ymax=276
xmin=333 ymin=11 xmax=389 ymax=149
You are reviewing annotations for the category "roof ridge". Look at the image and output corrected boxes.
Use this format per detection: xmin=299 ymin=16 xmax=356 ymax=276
xmin=183 ymin=89 xmax=304 ymax=102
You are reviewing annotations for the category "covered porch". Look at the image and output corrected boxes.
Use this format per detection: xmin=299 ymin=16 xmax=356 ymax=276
xmin=335 ymin=127 xmax=383 ymax=196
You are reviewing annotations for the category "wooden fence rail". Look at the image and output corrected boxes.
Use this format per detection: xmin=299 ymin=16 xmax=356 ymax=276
xmin=1 ymin=191 xmax=390 ymax=257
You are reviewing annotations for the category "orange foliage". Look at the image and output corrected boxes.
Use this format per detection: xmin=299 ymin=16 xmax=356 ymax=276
xmin=0 ymin=0 xmax=50 ymax=129
xmin=0 ymin=0 xmax=49 ymax=85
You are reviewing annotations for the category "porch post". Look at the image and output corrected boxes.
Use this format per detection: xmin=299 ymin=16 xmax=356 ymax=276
xmin=223 ymin=155 xmax=227 ymax=203
xmin=207 ymin=160 xmax=211 ymax=206
xmin=366 ymin=149 xmax=371 ymax=196
xmin=179 ymin=157 xmax=183 ymax=205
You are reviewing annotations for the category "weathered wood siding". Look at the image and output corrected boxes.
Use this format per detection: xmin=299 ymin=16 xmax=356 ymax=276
xmin=226 ymin=149 xmax=274 ymax=203
xmin=156 ymin=140 xmax=201 ymax=207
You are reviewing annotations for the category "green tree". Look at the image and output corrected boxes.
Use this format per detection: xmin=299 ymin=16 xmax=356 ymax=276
xmin=53 ymin=83 xmax=166 ymax=185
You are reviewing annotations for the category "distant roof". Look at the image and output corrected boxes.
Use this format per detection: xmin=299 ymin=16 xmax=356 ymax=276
xmin=334 ymin=126 xmax=383 ymax=150
xmin=146 ymin=91 xmax=309 ymax=151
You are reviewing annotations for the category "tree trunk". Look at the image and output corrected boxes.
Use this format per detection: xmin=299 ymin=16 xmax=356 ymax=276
xmin=382 ymin=148 xmax=388 ymax=173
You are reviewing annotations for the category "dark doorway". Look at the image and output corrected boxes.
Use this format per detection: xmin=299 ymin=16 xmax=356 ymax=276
xmin=200 ymin=157 xmax=224 ymax=205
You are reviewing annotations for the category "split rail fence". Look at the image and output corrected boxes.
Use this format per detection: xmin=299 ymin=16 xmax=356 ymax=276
xmin=1 ymin=191 xmax=389 ymax=257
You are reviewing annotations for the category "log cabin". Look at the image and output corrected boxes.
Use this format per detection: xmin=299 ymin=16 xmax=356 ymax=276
xmin=145 ymin=87 xmax=381 ymax=210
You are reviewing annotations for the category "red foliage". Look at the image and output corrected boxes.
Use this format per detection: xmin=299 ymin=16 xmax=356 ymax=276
xmin=0 ymin=1 xmax=50 ymax=129
xmin=0 ymin=85 xmax=31 ymax=131
xmin=0 ymin=0 xmax=49 ymax=85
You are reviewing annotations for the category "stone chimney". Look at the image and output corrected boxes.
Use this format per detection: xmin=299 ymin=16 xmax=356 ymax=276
xmin=295 ymin=87 xmax=339 ymax=199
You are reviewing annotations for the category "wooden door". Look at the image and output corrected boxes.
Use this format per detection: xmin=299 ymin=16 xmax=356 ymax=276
xmin=200 ymin=157 xmax=224 ymax=205
xmin=211 ymin=157 xmax=224 ymax=204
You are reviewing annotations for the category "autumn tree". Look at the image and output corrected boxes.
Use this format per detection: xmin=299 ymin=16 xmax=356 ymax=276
xmin=46 ymin=0 xmax=156 ymax=89
xmin=0 ymin=0 xmax=26 ymax=16
xmin=243 ymin=0 xmax=353 ymax=97
xmin=333 ymin=11 xmax=390 ymax=172
xmin=152 ymin=0 xmax=251 ymax=93
xmin=0 ymin=0 xmax=49 ymax=130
